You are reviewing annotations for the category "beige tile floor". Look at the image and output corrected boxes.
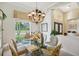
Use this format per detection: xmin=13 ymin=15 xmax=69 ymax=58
xmin=59 ymin=49 xmax=74 ymax=56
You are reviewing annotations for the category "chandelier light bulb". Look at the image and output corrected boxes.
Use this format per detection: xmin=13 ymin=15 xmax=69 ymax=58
xmin=27 ymin=9 xmax=45 ymax=24
xmin=27 ymin=14 xmax=32 ymax=17
xmin=42 ymin=13 xmax=45 ymax=17
xmin=31 ymin=11 xmax=36 ymax=15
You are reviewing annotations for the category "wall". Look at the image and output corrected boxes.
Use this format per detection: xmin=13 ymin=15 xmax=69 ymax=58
xmin=67 ymin=20 xmax=77 ymax=31
xmin=0 ymin=3 xmax=32 ymax=44
xmin=0 ymin=19 xmax=1 ymax=48
xmin=53 ymin=9 xmax=63 ymax=23
xmin=63 ymin=13 xmax=68 ymax=34
xmin=67 ymin=8 xmax=79 ymax=20
xmin=31 ymin=23 xmax=41 ymax=33
xmin=52 ymin=8 xmax=79 ymax=34
xmin=0 ymin=3 xmax=14 ymax=44
xmin=41 ymin=10 xmax=51 ymax=42
xmin=0 ymin=2 xmax=52 ymax=44
xmin=76 ymin=20 xmax=79 ymax=33
xmin=51 ymin=9 xmax=65 ymax=34
xmin=66 ymin=8 xmax=79 ymax=33
xmin=68 ymin=19 xmax=79 ymax=33
xmin=0 ymin=3 xmax=45 ymax=55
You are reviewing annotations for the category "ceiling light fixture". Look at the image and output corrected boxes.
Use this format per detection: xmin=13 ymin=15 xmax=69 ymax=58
xmin=27 ymin=2 xmax=45 ymax=24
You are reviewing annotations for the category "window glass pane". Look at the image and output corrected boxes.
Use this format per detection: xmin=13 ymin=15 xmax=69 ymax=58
xmin=15 ymin=21 xmax=30 ymax=42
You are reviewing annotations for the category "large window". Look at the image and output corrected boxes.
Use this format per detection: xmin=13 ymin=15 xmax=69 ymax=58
xmin=15 ymin=20 xmax=31 ymax=42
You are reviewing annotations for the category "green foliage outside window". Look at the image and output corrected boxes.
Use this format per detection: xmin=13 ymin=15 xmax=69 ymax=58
xmin=15 ymin=22 xmax=30 ymax=42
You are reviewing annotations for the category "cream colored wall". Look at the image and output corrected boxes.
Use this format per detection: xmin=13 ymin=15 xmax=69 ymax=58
xmin=51 ymin=10 xmax=54 ymax=31
xmin=63 ymin=13 xmax=68 ymax=34
xmin=41 ymin=10 xmax=51 ymax=42
xmin=31 ymin=23 xmax=41 ymax=32
xmin=0 ymin=19 xmax=1 ymax=48
xmin=67 ymin=20 xmax=77 ymax=31
xmin=67 ymin=19 xmax=79 ymax=33
xmin=0 ymin=3 xmax=52 ymax=44
xmin=52 ymin=9 xmax=63 ymax=31
xmin=52 ymin=9 xmax=65 ymax=34
xmin=53 ymin=9 xmax=63 ymax=23
xmin=0 ymin=3 xmax=14 ymax=44
xmin=67 ymin=8 xmax=79 ymax=20
xmin=0 ymin=3 xmax=32 ymax=44
xmin=76 ymin=20 xmax=79 ymax=33
xmin=62 ymin=8 xmax=79 ymax=34
xmin=66 ymin=8 xmax=79 ymax=33
xmin=52 ymin=9 xmax=70 ymax=34
xmin=52 ymin=8 xmax=79 ymax=34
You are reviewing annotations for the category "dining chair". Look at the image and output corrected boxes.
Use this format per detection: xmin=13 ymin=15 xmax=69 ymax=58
xmin=42 ymin=44 xmax=62 ymax=56
xmin=50 ymin=44 xmax=62 ymax=56
xmin=11 ymin=39 xmax=27 ymax=51
xmin=45 ymin=35 xmax=58 ymax=47
xmin=10 ymin=39 xmax=28 ymax=55
xmin=9 ymin=44 xmax=28 ymax=56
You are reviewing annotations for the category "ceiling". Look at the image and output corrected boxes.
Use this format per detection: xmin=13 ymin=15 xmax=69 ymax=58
xmin=7 ymin=2 xmax=55 ymax=11
xmin=2 ymin=2 xmax=79 ymax=12
xmin=15 ymin=2 xmax=54 ymax=9
xmin=58 ymin=2 xmax=79 ymax=12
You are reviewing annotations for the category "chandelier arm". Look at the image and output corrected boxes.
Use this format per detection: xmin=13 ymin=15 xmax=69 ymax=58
xmin=36 ymin=1 xmax=37 ymax=9
xmin=27 ymin=2 xmax=45 ymax=24
xmin=32 ymin=16 xmax=35 ymax=22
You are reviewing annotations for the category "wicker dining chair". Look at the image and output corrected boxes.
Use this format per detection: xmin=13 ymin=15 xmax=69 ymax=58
xmin=42 ymin=44 xmax=62 ymax=56
xmin=9 ymin=44 xmax=28 ymax=56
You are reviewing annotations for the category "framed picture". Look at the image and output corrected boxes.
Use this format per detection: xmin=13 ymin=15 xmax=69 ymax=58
xmin=68 ymin=23 xmax=77 ymax=29
xmin=41 ymin=23 xmax=48 ymax=32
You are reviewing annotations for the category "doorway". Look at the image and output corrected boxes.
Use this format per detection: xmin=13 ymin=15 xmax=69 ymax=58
xmin=54 ymin=22 xmax=63 ymax=34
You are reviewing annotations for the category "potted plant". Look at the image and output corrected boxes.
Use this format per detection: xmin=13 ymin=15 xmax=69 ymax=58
xmin=50 ymin=30 xmax=58 ymax=44
xmin=51 ymin=29 xmax=58 ymax=36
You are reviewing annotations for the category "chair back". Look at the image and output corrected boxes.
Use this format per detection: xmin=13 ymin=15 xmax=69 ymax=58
xmin=11 ymin=39 xmax=17 ymax=51
xmin=9 ymin=45 xmax=18 ymax=56
xmin=51 ymin=44 xmax=62 ymax=56
xmin=41 ymin=44 xmax=62 ymax=56
xmin=51 ymin=35 xmax=58 ymax=46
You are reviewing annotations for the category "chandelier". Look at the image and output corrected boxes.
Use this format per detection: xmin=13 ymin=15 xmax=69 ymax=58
xmin=27 ymin=3 xmax=45 ymax=24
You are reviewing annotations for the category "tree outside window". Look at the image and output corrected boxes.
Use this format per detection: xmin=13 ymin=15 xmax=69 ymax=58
xmin=15 ymin=22 xmax=30 ymax=42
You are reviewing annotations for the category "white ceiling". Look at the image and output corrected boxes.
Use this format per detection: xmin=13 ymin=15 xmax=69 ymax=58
xmin=7 ymin=2 xmax=55 ymax=11
xmin=58 ymin=2 xmax=79 ymax=12
xmin=16 ymin=2 xmax=54 ymax=9
xmin=2 ymin=2 xmax=79 ymax=12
